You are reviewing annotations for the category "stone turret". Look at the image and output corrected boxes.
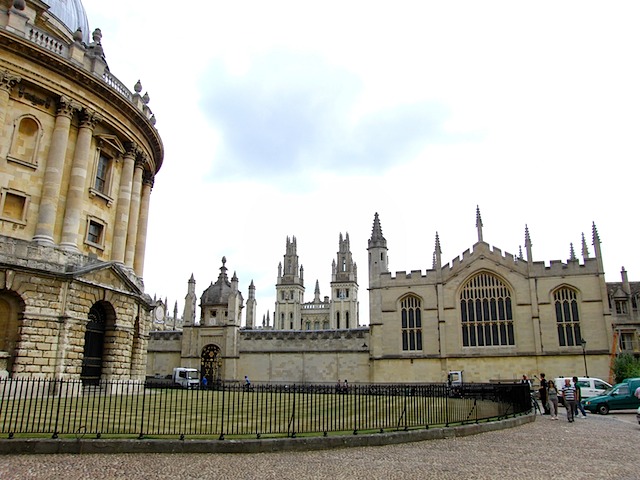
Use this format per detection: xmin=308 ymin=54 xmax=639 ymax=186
xmin=331 ymin=232 xmax=359 ymax=329
xmin=245 ymin=280 xmax=257 ymax=329
xmin=183 ymin=274 xmax=197 ymax=326
xmin=275 ymin=237 xmax=305 ymax=330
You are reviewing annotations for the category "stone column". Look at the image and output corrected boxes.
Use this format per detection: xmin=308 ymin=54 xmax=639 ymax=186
xmin=34 ymin=96 xmax=78 ymax=246
xmin=124 ymin=155 xmax=145 ymax=268
xmin=0 ymin=70 xmax=20 ymax=131
xmin=111 ymin=143 xmax=137 ymax=263
xmin=133 ymin=172 xmax=153 ymax=276
xmin=60 ymin=109 xmax=102 ymax=251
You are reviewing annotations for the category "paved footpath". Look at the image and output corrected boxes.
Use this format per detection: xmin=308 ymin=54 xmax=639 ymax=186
xmin=1 ymin=409 xmax=638 ymax=480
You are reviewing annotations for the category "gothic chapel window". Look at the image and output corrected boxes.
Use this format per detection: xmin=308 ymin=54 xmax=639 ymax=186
xmin=554 ymin=287 xmax=582 ymax=347
xmin=460 ymin=273 xmax=514 ymax=347
xmin=401 ymin=295 xmax=422 ymax=351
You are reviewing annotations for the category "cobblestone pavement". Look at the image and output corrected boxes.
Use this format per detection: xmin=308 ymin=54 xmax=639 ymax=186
xmin=1 ymin=409 xmax=638 ymax=480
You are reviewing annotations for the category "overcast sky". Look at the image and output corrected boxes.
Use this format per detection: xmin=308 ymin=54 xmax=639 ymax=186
xmin=82 ymin=1 xmax=640 ymax=325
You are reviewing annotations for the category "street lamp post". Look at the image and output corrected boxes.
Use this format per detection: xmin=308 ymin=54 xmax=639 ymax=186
xmin=580 ymin=338 xmax=588 ymax=377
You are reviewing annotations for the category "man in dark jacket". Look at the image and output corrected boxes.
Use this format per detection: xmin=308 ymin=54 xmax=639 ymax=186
xmin=539 ymin=373 xmax=549 ymax=415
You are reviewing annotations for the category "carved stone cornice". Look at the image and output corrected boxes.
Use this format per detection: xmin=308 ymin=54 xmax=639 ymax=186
xmin=0 ymin=70 xmax=21 ymax=93
xmin=79 ymin=108 xmax=102 ymax=130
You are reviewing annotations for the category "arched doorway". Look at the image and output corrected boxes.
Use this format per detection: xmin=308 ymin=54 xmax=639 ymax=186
xmin=81 ymin=302 xmax=111 ymax=385
xmin=201 ymin=344 xmax=221 ymax=386
xmin=0 ymin=290 xmax=24 ymax=375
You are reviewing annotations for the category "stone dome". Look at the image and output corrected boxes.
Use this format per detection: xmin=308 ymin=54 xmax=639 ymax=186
xmin=42 ymin=0 xmax=90 ymax=43
xmin=201 ymin=258 xmax=233 ymax=306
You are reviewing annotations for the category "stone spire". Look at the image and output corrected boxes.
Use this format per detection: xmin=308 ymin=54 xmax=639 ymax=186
xmin=592 ymin=221 xmax=604 ymax=273
xmin=476 ymin=205 xmax=483 ymax=243
xmin=581 ymin=232 xmax=590 ymax=259
xmin=368 ymin=212 xmax=389 ymax=286
xmin=434 ymin=232 xmax=442 ymax=270
xmin=314 ymin=279 xmax=321 ymax=302
xmin=368 ymin=212 xmax=387 ymax=249
xmin=524 ymin=225 xmax=533 ymax=262
xmin=569 ymin=243 xmax=576 ymax=261
xmin=231 ymin=271 xmax=238 ymax=292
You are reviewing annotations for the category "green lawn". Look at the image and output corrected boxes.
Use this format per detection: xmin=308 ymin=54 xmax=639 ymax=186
xmin=0 ymin=387 xmax=511 ymax=439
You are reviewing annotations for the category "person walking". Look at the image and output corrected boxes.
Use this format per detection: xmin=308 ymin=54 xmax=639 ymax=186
xmin=539 ymin=373 xmax=550 ymax=415
xmin=572 ymin=376 xmax=587 ymax=418
xmin=547 ymin=380 xmax=559 ymax=420
xmin=563 ymin=378 xmax=577 ymax=423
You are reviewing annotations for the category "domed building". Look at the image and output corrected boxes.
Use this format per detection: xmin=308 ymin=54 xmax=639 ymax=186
xmin=0 ymin=0 xmax=163 ymax=383
xmin=179 ymin=258 xmax=245 ymax=384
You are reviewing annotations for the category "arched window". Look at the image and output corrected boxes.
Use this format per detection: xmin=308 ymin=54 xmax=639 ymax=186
xmin=401 ymin=295 xmax=422 ymax=351
xmin=346 ymin=311 xmax=350 ymax=329
xmin=460 ymin=272 xmax=514 ymax=347
xmin=554 ymin=287 xmax=581 ymax=346
xmin=336 ymin=311 xmax=340 ymax=329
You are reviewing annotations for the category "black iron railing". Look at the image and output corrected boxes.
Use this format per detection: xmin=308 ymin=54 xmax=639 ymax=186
xmin=0 ymin=378 xmax=530 ymax=439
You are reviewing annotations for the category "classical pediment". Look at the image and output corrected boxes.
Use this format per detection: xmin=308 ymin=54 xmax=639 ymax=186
xmin=95 ymin=134 xmax=126 ymax=156
xmin=69 ymin=261 xmax=143 ymax=296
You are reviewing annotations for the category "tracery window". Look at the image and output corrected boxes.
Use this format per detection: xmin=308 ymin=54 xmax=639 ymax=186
xmin=554 ymin=287 xmax=581 ymax=346
xmin=401 ymin=295 xmax=422 ymax=351
xmin=460 ymin=273 xmax=514 ymax=347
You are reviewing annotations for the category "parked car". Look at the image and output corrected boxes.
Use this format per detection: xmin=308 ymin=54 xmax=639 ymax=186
xmin=583 ymin=377 xmax=640 ymax=415
xmin=554 ymin=376 xmax=611 ymax=405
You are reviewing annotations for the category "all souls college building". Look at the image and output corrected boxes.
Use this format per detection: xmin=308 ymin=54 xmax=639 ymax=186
xmin=0 ymin=0 xmax=163 ymax=382
xmin=148 ymin=210 xmax=638 ymax=385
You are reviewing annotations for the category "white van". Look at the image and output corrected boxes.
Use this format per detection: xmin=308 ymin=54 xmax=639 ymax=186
xmin=553 ymin=376 xmax=611 ymax=404
xmin=172 ymin=367 xmax=200 ymax=389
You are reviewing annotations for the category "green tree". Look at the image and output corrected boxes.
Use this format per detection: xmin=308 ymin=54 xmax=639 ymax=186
xmin=612 ymin=353 xmax=640 ymax=383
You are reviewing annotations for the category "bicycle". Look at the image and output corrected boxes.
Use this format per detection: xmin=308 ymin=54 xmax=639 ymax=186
xmin=530 ymin=392 xmax=541 ymax=415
